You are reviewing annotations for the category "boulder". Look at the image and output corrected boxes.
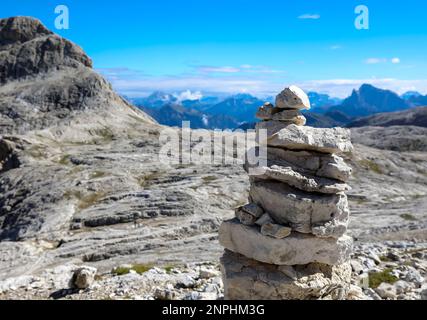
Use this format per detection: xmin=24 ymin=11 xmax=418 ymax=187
xmin=257 ymin=123 xmax=353 ymax=154
xmin=220 ymin=250 xmax=352 ymax=300
xmin=249 ymin=180 xmax=349 ymax=238
xmin=250 ymin=165 xmax=350 ymax=194
xmin=275 ymin=86 xmax=311 ymax=110
xmin=72 ymin=266 xmax=97 ymax=289
xmin=375 ymin=283 xmax=397 ymax=300
xmin=219 ymin=219 xmax=353 ymax=266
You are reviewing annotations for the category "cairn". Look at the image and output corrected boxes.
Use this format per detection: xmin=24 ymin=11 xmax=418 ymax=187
xmin=219 ymin=86 xmax=355 ymax=300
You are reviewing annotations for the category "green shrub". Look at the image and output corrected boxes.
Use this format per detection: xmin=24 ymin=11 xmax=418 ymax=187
xmin=368 ymin=269 xmax=398 ymax=288
xmin=112 ymin=263 xmax=154 ymax=276
xmin=400 ymin=213 xmax=418 ymax=221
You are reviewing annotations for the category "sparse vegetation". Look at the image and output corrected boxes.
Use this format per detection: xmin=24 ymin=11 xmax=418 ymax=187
xmin=90 ymin=171 xmax=106 ymax=179
xmin=94 ymin=127 xmax=115 ymax=141
xmin=112 ymin=263 xmax=154 ymax=276
xmin=202 ymin=175 xmax=218 ymax=183
xmin=358 ymin=159 xmax=384 ymax=174
xmin=379 ymin=255 xmax=392 ymax=262
xmin=58 ymin=154 xmax=71 ymax=165
xmin=137 ymin=172 xmax=162 ymax=188
xmin=164 ymin=265 xmax=175 ymax=274
xmin=368 ymin=269 xmax=398 ymax=288
xmin=400 ymin=213 xmax=418 ymax=221
xmin=64 ymin=190 xmax=106 ymax=210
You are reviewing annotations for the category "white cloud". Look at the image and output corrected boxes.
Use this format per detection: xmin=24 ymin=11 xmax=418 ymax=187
xmin=195 ymin=65 xmax=284 ymax=75
xmin=99 ymin=67 xmax=427 ymax=99
xmin=197 ymin=66 xmax=241 ymax=73
xmin=298 ymin=14 xmax=320 ymax=20
xmin=330 ymin=45 xmax=342 ymax=50
xmin=365 ymin=58 xmax=386 ymax=64
xmin=365 ymin=57 xmax=402 ymax=65
xmin=174 ymin=90 xmax=203 ymax=101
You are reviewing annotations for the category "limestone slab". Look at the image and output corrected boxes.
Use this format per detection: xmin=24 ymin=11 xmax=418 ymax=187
xmin=257 ymin=123 xmax=353 ymax=154
xmin=250 ymin=164 xmax=350 ymax=194
xmin=219 ymin=219 xmax=353 ymax=266
xmin=249 ymin=180 xmax=350 ymax=238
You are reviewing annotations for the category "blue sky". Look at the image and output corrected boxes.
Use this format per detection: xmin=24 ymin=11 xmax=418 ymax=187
xmin=2 ymin=0 xmax=427 ymax=97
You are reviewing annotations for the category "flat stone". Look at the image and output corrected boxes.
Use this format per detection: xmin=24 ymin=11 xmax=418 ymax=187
xmin=220 ymin=250 xmax=352 ymax=300
xmin=257 ymin=123 xmax=353 ymax=154
xmin=219 ymin=219 xmax=353 ymax=266
xmin=240 ymin=203 xmax=264 ymax=218
xmin=248 ymin=146 xmax=353 ymax=182
xmin=260 ymin=223 xmax=291 ymax=239
xmin=256 ymin=106 xmax=306 ymax=125
xmin=249 ymin=180 xmax=350 ymax=238
xmin=250 ymin=164 xmax=350 ymax=194
xmin=255 ymin=103 xmax=281 ymax=120
xmin=275 ymin=86 xmax=311 ymax=110
xmin=235 ymin=208 xmax=257 ymax=226
xmin=255 ymin=213 xmax=273 ymax=226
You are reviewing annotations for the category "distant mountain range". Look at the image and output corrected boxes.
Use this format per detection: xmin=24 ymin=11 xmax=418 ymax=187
xmin=347 ymin=106 xmax=427 ymax=128
xmin=140 ymin=104 xmax=240 ymax=130
xmin=129 ymin=84 xmax=427 ymax=129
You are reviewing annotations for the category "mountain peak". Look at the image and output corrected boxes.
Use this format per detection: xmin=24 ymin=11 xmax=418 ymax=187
xmin=0 ymin=16 xmax=92 ymax=84
xmin=0 ymin=16 xmax=152 ymax=134
xmin=334 ymin=84 xmax=410 ymax=117
xmin=0 ymin=16 xmax=52 ymax=45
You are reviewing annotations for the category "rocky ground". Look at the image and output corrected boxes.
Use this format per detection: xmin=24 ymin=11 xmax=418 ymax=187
xmin=0 ymin=17 xmax=426 ymax=300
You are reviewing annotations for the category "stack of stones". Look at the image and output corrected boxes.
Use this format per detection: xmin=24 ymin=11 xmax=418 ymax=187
xmin=219 ymin=86 xmax=355 ymax=300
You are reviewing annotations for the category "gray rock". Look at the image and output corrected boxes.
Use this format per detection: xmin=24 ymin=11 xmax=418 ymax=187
xmin=199 ymin=268 xmax=219 ymax=279
xmin=154 ymin=287 xmax=175 ymax=300
xmin=275 ymin=86 xmax=311 ymax=110
xmin=256 ymin=105 xmax=306 ymax=125
xmin=255 ymin=213 xmax=273 ymax=226
xmin=266 ymin=147 xmax=353 ymax=182
xmin=250 ymin=164 xmax=350 ymax=194
xmin=350 ymin=260 xmax=364 ymax=275
xmin=240 ymin=203 xmax=264 ymax=218
xmin=250 ymin=180 xmax=349 ymax=238
xmin=375 ymin=283 xmax=397 ymax=299
xmin=394 ymin=280 xmax=414 ymax=294
xmin=235 ymin=208 xmax=257 ymax=226
xmin=220 ymin=250 xmax=352 ymax=300
xmin=404 ymin=268 xmax=424 ymax=287
xmin=258 ymin=123 xmax=353 ymax=154
xmin=421 ymin=284 xmax=427 ymax=300
xmin=364 ymin=288 xmax=382 ymax=300
xmin=72 ymin=266 xmax=97 ymax=289
xmin=219 ymin=219 xmax=353 ymax=266
xmin=260 ymin=223 xmax=292 ymax=239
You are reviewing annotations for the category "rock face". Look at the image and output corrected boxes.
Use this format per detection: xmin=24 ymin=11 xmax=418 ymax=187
xmin=219 ymin=86 xmax=355 ymax=300
xmin=0 ymin=16 xmax=153 ymax=134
